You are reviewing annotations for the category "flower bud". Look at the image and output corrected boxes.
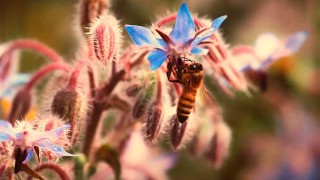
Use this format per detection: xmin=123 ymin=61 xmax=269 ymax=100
xmin=79 ymin=0 xmax=109 ymax=31
xmin=126 ymin=84 xmax=142 ymax=97
xmin=51 ymin=89 xmax=88 ymax=145
xmin=170 ymin=115 xmax=187 ymax=150
xmin=132 ymin=75 xmax=156 ymax=119
xmin=170 ymin=113 xmax=197 ymax=150
xmin=144 ymin=103 xmax=164 ymax=144
xmin=88 ymin=13 xmax=122 ymax=66
xmin=204 ymin=121 xmax=231 ymax=169
xmin=8 ymin=88 xmax=32 ymax=124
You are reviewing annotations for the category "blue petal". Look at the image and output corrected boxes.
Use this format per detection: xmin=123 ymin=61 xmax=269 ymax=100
xmin=0 ymin=120 xmax=12 ymax=129
xmin=284 ymin=31 xmax=307 ymax=53
xmin=38 ymin=142 xmax=74 ymax=157
xmin=211 ymin=15 xmax=227 ymax=30
xmin=125 ymin=25 xmax=160 ymax=47
xmin=191 ymin=46 xmax=208 ymax=55
xmin=12 ymin=73 xmax=31 ymax=86
xmin=169 ymin=2 xmax=195 ymax=45
xmin=259 ymin=31 xmax=307 ymax=70
xmin=48 ymin=124 xmax=71 ymax=138
xmin=24 ymin=149 xmax=33 ymax=162
xmin=240 ymin=65 xmax=251 ymax=72
xmin=190 ymin=15 xmax=227 ymax=47
xmin=147 ymin=49 xmax=168 ymax=70
xmin=16 ymin=132 xmax=23 ymax=140
xmin=0 ymin=132 xmax=12 ymax=141
xmin=0 ymin=73 xmax=30 ymax=98
xmin=49 ymin=144 xmax=75 ymax=157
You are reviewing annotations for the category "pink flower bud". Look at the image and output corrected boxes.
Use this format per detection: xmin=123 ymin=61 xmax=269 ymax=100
xmin=51 ymin=89 xmax=88 ymax=145
xmin=88 ymin=13 xmax=122 ymax=66
xmin=144 ymin=103 xmax=164 ymax=144
xmin=204 ymin=121 xmax=231 ymax=168
xmin=132 ymin=76 xmax=156 ymax=119
xmin=170 ymin=115 xmax=189 ymax=150
xmin=8 ymin=88 xmax=32 ymax=124
xmin=126 ymin=84 xmax=142 ymax=97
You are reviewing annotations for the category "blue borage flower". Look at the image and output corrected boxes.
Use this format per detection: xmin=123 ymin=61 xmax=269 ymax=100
xmin=0 ymin=120 xmax=74 ymax=163
xmin=238 ymin=31 xmax=307 ymax=72
xmin=125 ymin=2 xmax=227 ymax=70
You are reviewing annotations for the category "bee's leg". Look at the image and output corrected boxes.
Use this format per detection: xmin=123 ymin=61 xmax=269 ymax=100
xmin=166 ymin=62 xmax=180 ymax=83
xmin=167 ymin=77 xmax=181 ymax=83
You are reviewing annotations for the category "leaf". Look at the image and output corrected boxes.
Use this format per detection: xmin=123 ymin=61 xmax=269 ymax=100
xmin=95 ymin=144 xmax=121 ymax=180
xmin=74 ymin=156 xmax=86 ymax=180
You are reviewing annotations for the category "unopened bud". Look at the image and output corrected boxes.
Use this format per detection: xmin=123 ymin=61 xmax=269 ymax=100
xmin=88 ymin=13 xmax=122 ymax=66
xmin=79 ymin=0 xmax=109 ymax=31
xmin=170 ymin=115 xmax=188 ymax=150
xmin=8 ymin=88 xmax=32 ymax=124
xmin=204 ymin=121 xmax=231 ymax=169
xmin=51 ymin=89 xmax=88 ymax=145
xmin=170 ymin=113 xmax=197 ymax=150
xmin=132 ymin=75 xmax=156 ymax=119
xmin=126 ymin=84 xmax=142 ymax=97
xmin=144 ymin=103 xmax=163 ymax=144
xmin=189 ymin=135 xmax=201 ymax=156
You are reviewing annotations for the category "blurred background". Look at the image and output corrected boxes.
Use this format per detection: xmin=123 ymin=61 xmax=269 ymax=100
xmin=1 ymin=0 xmax=319 ymax=179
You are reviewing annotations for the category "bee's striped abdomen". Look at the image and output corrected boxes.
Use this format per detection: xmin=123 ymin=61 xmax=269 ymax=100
xmin=177 ymin=86 xmax=197 ymax=123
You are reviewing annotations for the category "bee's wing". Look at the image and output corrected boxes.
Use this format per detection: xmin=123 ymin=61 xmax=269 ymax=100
xmin=199 ymin=85 xmax=222 ymax=121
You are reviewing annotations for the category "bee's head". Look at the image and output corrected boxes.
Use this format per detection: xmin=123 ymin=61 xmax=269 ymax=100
xmin=188 ymin=62 xmax=203 ymax=71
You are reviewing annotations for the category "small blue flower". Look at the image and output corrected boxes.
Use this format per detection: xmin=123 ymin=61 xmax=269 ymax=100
xmin=0 ymin=119 xmax=74 ymax=162
xmin=240 ymin=31 xmax=307 ymax=72
xmin=125 ymin=2 xmax=227 ymax=70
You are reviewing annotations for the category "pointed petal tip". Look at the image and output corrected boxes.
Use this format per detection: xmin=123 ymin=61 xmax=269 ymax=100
xmin=124 ymin=24 xmax=133 ymax=29
xmin=285 ymin=30 xmax=308 ymax=52
xmin=297 ymin=31 xmax=308 ymax=39
xmin=211 ymin=15 xmax=228 ymax=30
xmin=220 ymin=15 xmax=228 ymax=20
xmin=170 ymin=2 xmax=195 ymax=45
xmin=181 ymin=2 xmax=188 ymax=8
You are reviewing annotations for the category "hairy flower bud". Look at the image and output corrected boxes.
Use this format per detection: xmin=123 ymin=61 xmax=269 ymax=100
xmin=204 ymin=121 xmax=231 ymax=168
xmin=79 ymin=0 xmax=109 ymax=31
xmin=126 ymin=84 xmax=142 ymax=97
xmin=51 ymin=89 xmax=88 ymax=145
xmin=88 ymin=13 xmax=122 ymax=66
xmin=144 ymin=103 xmax=163 ymax=144
xmin=170 ymin=111 xmax=198 ymax=150
xmin=170 ymin=116 xmax=187 ymax=150
xmin=132 ymin=75 xmax=156 ymax=119
xmin=8 ymin=88 xmax=32 ymax=124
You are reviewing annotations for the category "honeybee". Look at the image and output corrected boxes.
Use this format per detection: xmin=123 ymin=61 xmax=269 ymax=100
xmin=166 ymin=56 xmax=220 ymax=123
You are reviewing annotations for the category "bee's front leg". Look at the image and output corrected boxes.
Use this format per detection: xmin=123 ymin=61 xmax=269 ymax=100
xmin=166 ymin=62 xmax=181 ymax=83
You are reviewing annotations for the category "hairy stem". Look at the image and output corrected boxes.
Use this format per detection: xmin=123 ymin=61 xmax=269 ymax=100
xmin=27 ymin=163 xmax=70 ymax=180
xmin=1 ymin=39 xmax=65 ymax=63
xmin=87 ymin=64 xmax=96 ymax=98
xmin=24 ymin=63 xmax=70 ymax=91
xmin=82 ymin=69 xmax=125 ymax=158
